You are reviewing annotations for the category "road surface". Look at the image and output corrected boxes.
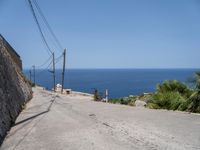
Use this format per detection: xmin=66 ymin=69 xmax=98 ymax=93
xmin=1 ymin=87 xmax=200 ymax=150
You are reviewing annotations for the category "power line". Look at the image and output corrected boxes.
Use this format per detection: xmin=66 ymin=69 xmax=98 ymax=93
xmin=35 ymin=60 xmax=52 ymax=76
xmin=55 ymin=58 xmax=62 ymax=65
xmin=27 ymin=0 xmax=66 ymax=91
xmin=35 ymin=55 xmax=52 ymax=68
xmin=32 ymin=0 xmax=63 ymax=52
xmin=55 ymin=53 xmax=63 ymax=64
xmin=27 ymin=0 xmax=53 ymax=55
xmin=55 ymin=53 xmax=63 ymax=61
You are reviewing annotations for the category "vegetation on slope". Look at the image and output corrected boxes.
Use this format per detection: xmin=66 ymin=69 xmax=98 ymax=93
xmin=106 ymin=72 xmax=200 ymax=113
xmin=146 ymin=72 xmax=200 ymax=113
xmin=187 ymin=72 xmax=200 ymax=112
xmin=109 ymin=96 xmax=137 ymax=106
xmin=147 ymin=80 xmax=192 ymax=111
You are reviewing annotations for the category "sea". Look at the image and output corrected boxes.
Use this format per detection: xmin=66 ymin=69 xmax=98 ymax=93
xmin=24 ymin=69 xmax=199 ymax=98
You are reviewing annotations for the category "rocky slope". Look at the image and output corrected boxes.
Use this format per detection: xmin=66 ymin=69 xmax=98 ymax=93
xmin=0 ymin=37 xmax=32 ymax=145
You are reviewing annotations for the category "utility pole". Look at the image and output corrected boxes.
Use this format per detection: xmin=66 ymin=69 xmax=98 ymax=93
xmin=52 ymin=52 xmax=56 ymax=92
xmin=33 ymin=65 xmax=35 ymax=86
xmin=29 ymin=69 xmax=32 ymax=82
xmin=61 ymin=49 xmax=66 ymax=93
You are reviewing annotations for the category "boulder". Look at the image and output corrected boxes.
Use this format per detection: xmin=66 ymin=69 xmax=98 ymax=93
xmin=135 ymin=100 xmax=147 ymax=107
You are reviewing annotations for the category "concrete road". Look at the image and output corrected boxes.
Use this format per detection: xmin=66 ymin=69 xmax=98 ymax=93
xmin=1 ymin=87 xmax=200 ymax=150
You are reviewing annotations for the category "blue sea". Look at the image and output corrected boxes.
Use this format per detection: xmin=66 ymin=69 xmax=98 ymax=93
xmin=24 ymin=69 xmax=199 ymax=98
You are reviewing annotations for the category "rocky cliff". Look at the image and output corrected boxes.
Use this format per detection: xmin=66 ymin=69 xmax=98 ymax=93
xmin=0 ymin=36 xmax=32 ymax=145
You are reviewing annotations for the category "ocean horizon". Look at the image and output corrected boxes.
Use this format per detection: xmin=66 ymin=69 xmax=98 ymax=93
xmin=24 ymin=68 xmax=200 ymax=98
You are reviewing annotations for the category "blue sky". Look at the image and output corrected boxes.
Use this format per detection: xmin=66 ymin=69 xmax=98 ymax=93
xmin=1 ymin=0 xmax=200 ymax=69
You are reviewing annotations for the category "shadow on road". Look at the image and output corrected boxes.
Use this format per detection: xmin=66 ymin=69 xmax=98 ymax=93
xmin=12 ymin=96 xmax=56 ymax=127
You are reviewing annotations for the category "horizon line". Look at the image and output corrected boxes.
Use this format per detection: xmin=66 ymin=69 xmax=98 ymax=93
xmin=23 ymin=67 xmax=200 ymax=70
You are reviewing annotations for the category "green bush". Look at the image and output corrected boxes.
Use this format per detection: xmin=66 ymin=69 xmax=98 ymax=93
xmin=108 ymin=96 xmax=137 ymax=106
xmin=188 ymin=91 xmax=200 ymax=113
xmin=120 ymin=98 xmax=129 ymax=105
xmin=187 ymin=72 xmax=200 ymax=113
xmin=145 ymin=80 xmax=195 ymax=111
xmin=108 ymin=98 xmax=121 ymax=104
xmin=149 ymin=92 xmax=187 ymax=110
xmin=177 ymin=100 xmax=189 ymax=111
xmin=156 ymin=80 xmax=192 ymax=98
xmin=147 ymin=103 xmax=160 ymax=109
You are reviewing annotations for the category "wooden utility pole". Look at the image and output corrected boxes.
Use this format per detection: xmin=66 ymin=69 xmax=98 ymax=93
xmin=29 ymin=69 xmax=32 ymax=82
xmin=33 ymin=65 xmax=35 ymax=86
xmin=61 ymin=49 xmax=66 ymax=93
xmin=52 ymin=52 xmax=56 ymax=92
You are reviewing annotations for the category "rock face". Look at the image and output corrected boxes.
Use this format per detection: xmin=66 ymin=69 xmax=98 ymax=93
xmin=0 ymin=35 xmax=22 ymax=70
xmin=0 ymin=36 xmax=32 ymax=145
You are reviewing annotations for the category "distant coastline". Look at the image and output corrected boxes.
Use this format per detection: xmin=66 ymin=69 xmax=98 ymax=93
xmin=24 ymin=68 xmax=199 ymax=98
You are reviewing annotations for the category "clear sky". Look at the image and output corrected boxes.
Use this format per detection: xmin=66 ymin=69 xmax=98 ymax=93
xmin=1 ymin=0 xmax=200 ymax=69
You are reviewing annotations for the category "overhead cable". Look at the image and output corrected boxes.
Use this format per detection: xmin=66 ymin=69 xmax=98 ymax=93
xmin=27 ymin=0 xmax=53 ymax=55
xmin=33 ymin=0 xmax=63 ymax=52
xmin=35 ymin=55 xmax=52 ymax=68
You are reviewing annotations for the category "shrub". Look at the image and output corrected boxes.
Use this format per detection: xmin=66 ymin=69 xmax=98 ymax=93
xmin=108 ymin=98 xmax=131 ymax=105
xmin=145 ymin=80 xmax=196 ymax=111
xmin=147 ymin=103 xmax=160 ymax=109
xmin=188 ymin=91 xmax=200 ymax=113
xmin=177 ymin=100 xmax=189 ymax=111
xmin=156 ymin=80 xmax=192 ymax=98
xmin=120 ymin=98 xmax=129 ymax=105
xmin=108 ymin=96 xmax=137 ymax=106
xmin=187 ymin=72 xmax=200 ymax=113
xmin=108 ymin=98 xmax=121 ymax=104
xmin=149 ymin=92 xmax=187 ymax=110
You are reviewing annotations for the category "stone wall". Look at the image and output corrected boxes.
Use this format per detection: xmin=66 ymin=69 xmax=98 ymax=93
xmin=0 ymin=36 xmax=32 ymax=145
xmin=0 ymin=35 xmax=22 ymax=70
